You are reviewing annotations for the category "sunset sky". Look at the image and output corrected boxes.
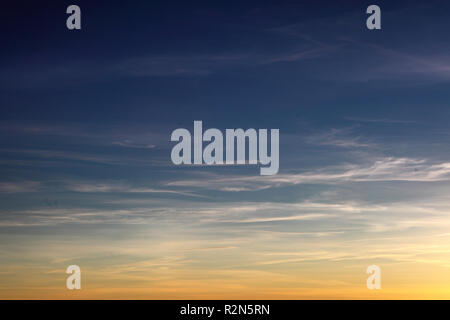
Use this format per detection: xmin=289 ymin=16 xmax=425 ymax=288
xmin=2 ymin=0 xmax=450 ymax=299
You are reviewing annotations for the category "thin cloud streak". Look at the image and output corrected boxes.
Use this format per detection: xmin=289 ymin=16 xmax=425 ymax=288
xmin=167 ymin=157 xmax=450 ymax=191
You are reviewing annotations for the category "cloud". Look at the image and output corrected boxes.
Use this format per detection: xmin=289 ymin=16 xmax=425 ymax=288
xmin=65 ymin=182 xmax=206 ymax=198
xmin=366 ymin=43 xmax=450 ymax=79
xmin=97 ymin=47 xmax=333 ymax=78
xmin=0 ymin=122 xmax=168 ymax=149
xmin=328 ymin=39 xmax=450 ymax=83
xmin=305 ymin=128 xmax=372 ymax=148
xmin=111 ymin=141 xmax=156 ymax=149
xmin=218 ymin=213 xmax=329 ymax=224
xmin=0 ymin=148 xmax=166 ymax=167
xmin=2 ymin=43 xmax=333 ymax=89
xmin=0 ymin=181 xmax=41 ymax=193
xmin=0 ymin=197 xmax=435 ymax=229
xmin=345 ymin=117 xmax=417 ymax=124
xmin=0 ymin=201 xmax=339 ymax=226
xmin=167 ymin=157 xmax=450 ymax=191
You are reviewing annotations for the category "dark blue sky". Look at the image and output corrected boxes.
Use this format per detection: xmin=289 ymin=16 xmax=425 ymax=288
xmin=3 ymin=0 xmax=450 ymax=129
xmin=2 ymin=0 xmax=450 ymax=188
xmin=1 ymin=0 xmax=450 ymax=196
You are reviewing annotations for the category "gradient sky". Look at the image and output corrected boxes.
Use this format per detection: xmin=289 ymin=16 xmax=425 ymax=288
xmin=2 ymin=0 xmax=450 ymax=299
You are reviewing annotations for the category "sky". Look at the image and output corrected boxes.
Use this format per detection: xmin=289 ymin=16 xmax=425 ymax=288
xmin=1 ymin=0 xmax=450 ymax=299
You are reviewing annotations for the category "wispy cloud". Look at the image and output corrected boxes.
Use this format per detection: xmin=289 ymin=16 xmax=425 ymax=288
xmin=2 ymin=44 xmax=334 ymax=89
xmin=305 ymin=128 xmax=372 ymax=148
xmin=167 ymin=157 xmax=450 ymax=191
xmin=0 ymin=122 xmax=168 ymax=149
xmin=111 ymin=141 xmax=156 ymax=149
xmin=366 ymin=43 xmax=450 ymax=78
xmin=0 ymin=148 xmax=166 ymax=167
xmin=65 ymin=182 xmax=206 ymax=198
xmin=0 ymin=181 xmax=41 ymax=193
xmin=345 ymin=117 xmax=417 ymax=124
